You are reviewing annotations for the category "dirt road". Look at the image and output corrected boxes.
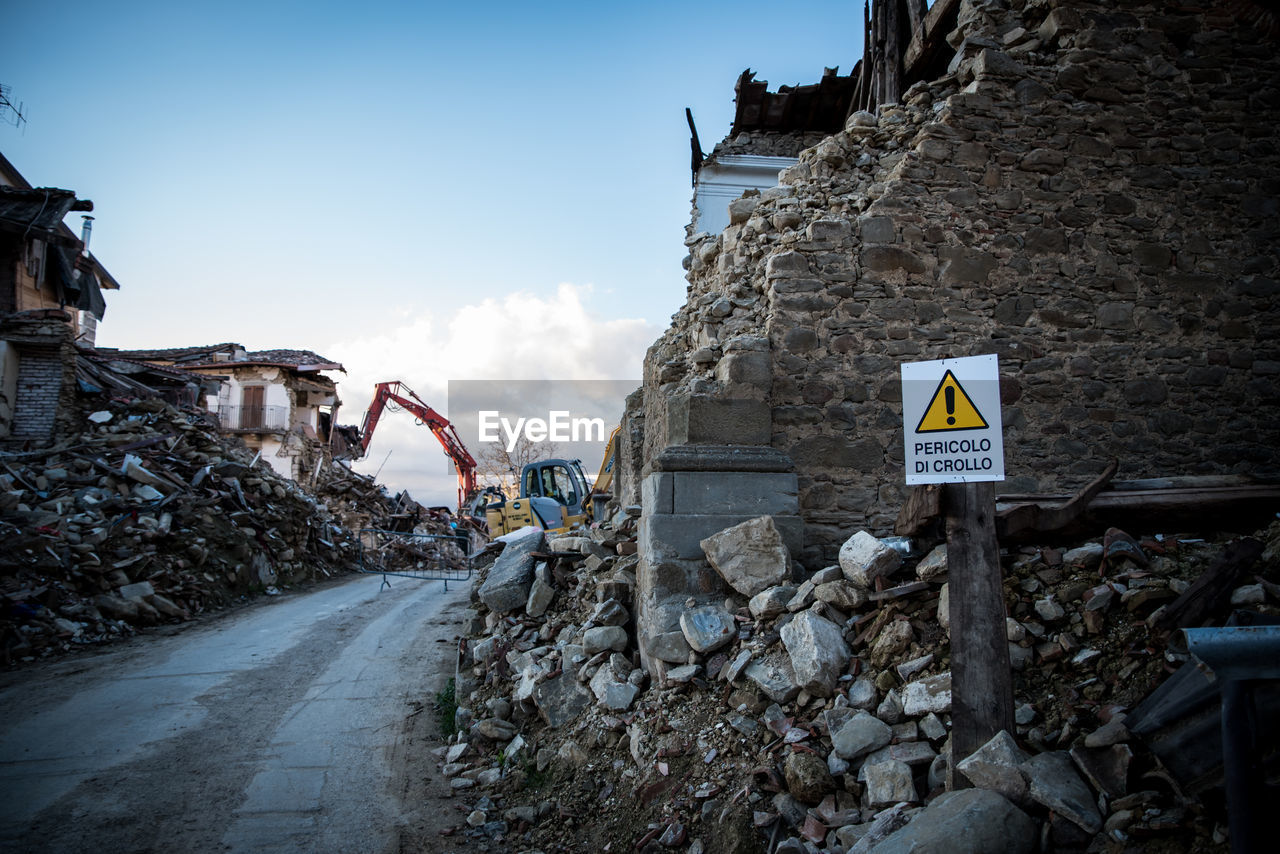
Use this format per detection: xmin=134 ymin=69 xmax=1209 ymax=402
xmin=0 ymin=572 xmax=469 ymax=853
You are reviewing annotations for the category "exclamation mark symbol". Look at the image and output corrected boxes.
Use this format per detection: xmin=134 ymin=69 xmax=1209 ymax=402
xmin=945 ymin=385 xmax=956 ymax=426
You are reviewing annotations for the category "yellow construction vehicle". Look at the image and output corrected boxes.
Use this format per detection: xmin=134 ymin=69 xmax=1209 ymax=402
xmin=482 ymin=427 xmax=620 ymax=537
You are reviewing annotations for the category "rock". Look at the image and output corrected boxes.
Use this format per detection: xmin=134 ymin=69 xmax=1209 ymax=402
xmin=525 ymin=562 xmax=554 ymax=617
xmin=648 ymin=630 xmax=692 ymax=663
xmin=877 ymin=689 xmax=905 ymax=724
xmin=1070 ymin=743 xmax=1131 ymax=798
xmin=919 ymin=713 xmax=947 ymax=742
xmin=839 ymin=531 xmax=902 ymax=588
xmin=93 ymin=593 xmax=140 ymax=622
xmin=749 ymin=585 xmax=797 ymax=619
xmin=477 ymin=527 xmax=544 ymax=613
xmin=743 ymin=652 xmax=801 ymax=703
xmin=1020 ymin=750 xmax=1103 ymax=834
xmin=583 ymin=625 xmax=628 ymax=654
xmin=557 ymin=740 xmax=588 ymax=766
xmin=589 ymin=664 xmax=640 ymax=711
xmin=784 ymin=751 xmax=835 ymax=805
xmin=532 ymin=672 xmax=594 ymax=728
xmin=722 ymin=648 xmax=753 ymax=683
xmin=700 ymin=516 xmax=792 ymax=596
xmin=870 ymin=620 xmax=914 ymax=668
xmin=901 ymin=672 xmax=951 ymax=716
xmin=864 ymin=759 xmax=917 ymax=806
xmin=955 ymin=730 xmax=1030 ymax=803
xmin=1230 ymin=583 xmax=1265 ymax=605
xmin=666 ymin=664 xmax=701 ymax=683
xmin=937 ymin=583 xmax=950 ymax=632
xmin=914 ymin=544 xmax=947 ymax=581
xmin=847 ymin=677 xmax=878 ymax=710
xmin=679 ymin=604 xmax=736 ymax=653
xmin=866 ymin=788 xmax=1036 ymax=854
xmin=117 ymin=580 xmax=154 ymax=599
xmin=895 ymin=653 xmax=933 ymax=681
xmin=786 ymin=580 xmax=818 ymax=612
xmin=1063 ymin=542 xmax=1104 ymax=569
xmin=589 ymin=598 xmax=630 ymax=626
xmin=1083 ymin=716 xmax=1129 ymax=748
xmin=832 ymin=711 xmax=892 ymax=760
xmin=814 ymin=579 xmax=869 ymax=611
xmin=780 ymin=610 xmax=850 ymax=697
xmin=474 ymin=717 xmax=518 ymax=742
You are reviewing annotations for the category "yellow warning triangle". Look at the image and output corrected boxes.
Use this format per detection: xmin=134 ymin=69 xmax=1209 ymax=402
xmin=915 ymin=370 xmax=989 ymax=433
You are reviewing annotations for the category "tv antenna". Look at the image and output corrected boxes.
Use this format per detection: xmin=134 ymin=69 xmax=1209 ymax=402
xmin=1 ymin=84 xmax=28 ymax=132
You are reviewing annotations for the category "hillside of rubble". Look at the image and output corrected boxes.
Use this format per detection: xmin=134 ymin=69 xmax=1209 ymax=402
xmin=0 ymin=389 xmax=460 ymax=666
xmin=421 ymin=507 xmax=1279 ymax=854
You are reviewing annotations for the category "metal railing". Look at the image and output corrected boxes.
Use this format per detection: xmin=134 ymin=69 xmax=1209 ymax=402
xmin=216 ymin=404 xmax=289 ymax=432
xmin=356 ymin=529 xmax=473 ymax=590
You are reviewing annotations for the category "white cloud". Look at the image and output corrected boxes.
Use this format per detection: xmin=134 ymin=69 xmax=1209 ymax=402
xmin=326 ymin=283 xmax=654 ymax=508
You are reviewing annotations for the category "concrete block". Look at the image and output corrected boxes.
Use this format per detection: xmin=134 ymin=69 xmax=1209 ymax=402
xmin=641 ymin=472 xmax=674 ymax=515
xmin=640 ymin=513 xmax=803 ymax=561
xmin=671 ymin=471 xmax=798 ymax=516
xmin=667 ymin=395 xmax=771 ymax=446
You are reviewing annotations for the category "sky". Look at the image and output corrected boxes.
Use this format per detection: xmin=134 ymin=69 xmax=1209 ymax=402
xmin=4 ymin=0 xmax=865 ymax=507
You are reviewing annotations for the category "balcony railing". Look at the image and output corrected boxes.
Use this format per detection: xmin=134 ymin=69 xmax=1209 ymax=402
xmin=217 ymin=405 xmax=289 ymax=432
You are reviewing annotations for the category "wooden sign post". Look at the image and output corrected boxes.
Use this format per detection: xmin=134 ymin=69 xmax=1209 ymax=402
xmin=901 ymin=355 xmax=1012 ymax=777
xmin=944 ymin=481 xmax=1014 ymax=765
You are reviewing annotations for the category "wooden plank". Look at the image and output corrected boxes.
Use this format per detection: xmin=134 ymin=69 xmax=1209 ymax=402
xmin=996 ymin=458 xmax=1118 ymax=539
xmin=884 ymin=0 xmax=903 ymax=104
xmin=895 ymin=483 xmax=942 ymax=536
xmin=904 ymin=0 xmax=961 ymax=74
xmin=996 ymin=484 xmax=1280 ymax=515
xmin=868 ymin=580 xmax=931 ymax=602
xmin=945 ymin=481 xmax=1014 ymax=773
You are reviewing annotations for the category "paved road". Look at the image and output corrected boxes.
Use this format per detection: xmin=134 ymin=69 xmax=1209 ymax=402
xmin=0 ymin=573 xmax=468 ymax=853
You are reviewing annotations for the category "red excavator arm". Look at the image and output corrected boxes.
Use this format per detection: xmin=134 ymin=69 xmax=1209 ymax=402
xmin=359 ymin=381 xmax=477 ymax=512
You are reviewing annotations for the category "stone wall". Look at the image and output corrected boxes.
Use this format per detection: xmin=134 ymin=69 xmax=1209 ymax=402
xmin=0 ymin=310 xmax=81 ymax=444
xmin=638 ymin=0 xmax=1280 ymax=566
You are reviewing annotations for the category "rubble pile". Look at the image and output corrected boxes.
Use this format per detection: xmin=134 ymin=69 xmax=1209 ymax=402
xmin=436 ymin=514 xmax=1280 ymax=853
xmin=0 ymin=395 xmax=450 ymax=665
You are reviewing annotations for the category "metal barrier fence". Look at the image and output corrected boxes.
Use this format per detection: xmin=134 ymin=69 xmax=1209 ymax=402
xmin=356 ymin=529 xmax=473 ymax=590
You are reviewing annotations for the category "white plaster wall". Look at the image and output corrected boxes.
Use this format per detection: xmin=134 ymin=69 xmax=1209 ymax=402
xmin=692 ymin=154 xmax=798 ymax=235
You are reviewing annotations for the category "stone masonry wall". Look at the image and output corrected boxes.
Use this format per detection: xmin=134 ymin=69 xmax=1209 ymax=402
xmin=1 ymin=311 xmax=81 ymax=444
xmin=640 ymin=0 xmax=1280 ymax=567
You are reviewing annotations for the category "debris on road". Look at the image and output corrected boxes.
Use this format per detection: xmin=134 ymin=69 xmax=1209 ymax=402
xmin=1 ymin=359 xmax=458 ymax=665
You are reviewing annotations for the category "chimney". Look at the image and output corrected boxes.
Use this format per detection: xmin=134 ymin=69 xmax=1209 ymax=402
xmin=80 ymin=215 xmax=94 ymax=257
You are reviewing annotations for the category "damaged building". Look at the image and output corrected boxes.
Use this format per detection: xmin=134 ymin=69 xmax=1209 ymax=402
xmin=629 ymin=0 xmax=1280 ymax=575
xmin=1 ymin=153 xmax=119 ymax=445
xmin=96 ymin=343 xmax=350 ymax=483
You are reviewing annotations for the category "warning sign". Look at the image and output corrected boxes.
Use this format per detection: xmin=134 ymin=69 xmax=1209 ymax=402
xmin=915 ymin=371 xmax=989 ymax=433
xmin=902 ymin=355 xmax=1004 ymax=485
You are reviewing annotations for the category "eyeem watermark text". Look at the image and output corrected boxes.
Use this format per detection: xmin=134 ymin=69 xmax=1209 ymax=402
xmin=478 ymin=410 xmax=606 ymax=453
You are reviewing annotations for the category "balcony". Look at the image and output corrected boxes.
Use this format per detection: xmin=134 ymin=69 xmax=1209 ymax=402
xmin=217 ymin=405 xmax=289 ymax=433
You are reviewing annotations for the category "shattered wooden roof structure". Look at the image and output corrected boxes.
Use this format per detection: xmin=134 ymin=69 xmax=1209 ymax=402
xmin=77 ymin=349 xmax=224 ymax=405
xmin=99 ymin=344 xmax=344 ymax=373
xmin=721 ymin=0 xmax=962 ymax=143
xmin=730 ymin=68 xmax=860 ymax=136
xmin=0 ymin=151 xmax=121 ymax=295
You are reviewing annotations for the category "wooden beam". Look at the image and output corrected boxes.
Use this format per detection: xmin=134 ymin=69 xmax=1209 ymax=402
xmin=884 ymin=0 xmax=903 ymax=104
xmin=904 ymin=0 xmax=961 ymax=75
xmin=945 ymin=481 xmax=1014 ymax=774
xmin=895 ymin=483 xmax=942 ymax=536
xmin=996 ymin=458 xmax=1118 ymax=539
